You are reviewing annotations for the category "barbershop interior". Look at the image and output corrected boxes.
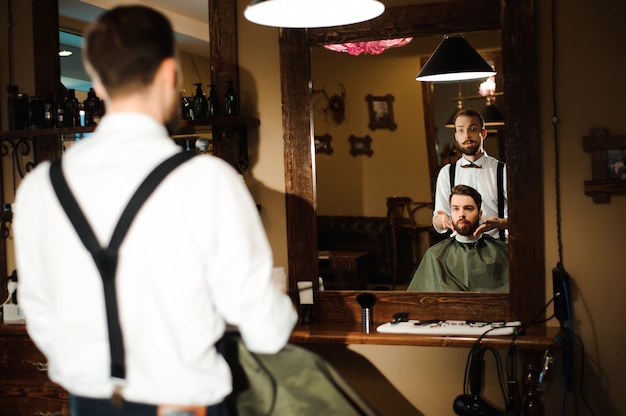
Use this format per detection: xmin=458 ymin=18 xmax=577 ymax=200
xmin=0 ymin=0 xmax=625 ymax=415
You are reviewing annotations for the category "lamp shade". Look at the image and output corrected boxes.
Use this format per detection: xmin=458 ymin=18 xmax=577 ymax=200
xmin=244 ymin=0 xmax=385 ymax=28
xmin=416 ymin=34 xmax=496 ymax=82
xmin=482 ymin=97 xmax=505 ymax=127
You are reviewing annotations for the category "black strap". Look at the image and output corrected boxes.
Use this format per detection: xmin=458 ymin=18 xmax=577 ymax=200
xmin=49 ymin=151 xmax=196 ymax=380
xmin=449 ymin=162 xmax=456 ymax=190
xmin=497 ymin=161 xmax=505 ymax=241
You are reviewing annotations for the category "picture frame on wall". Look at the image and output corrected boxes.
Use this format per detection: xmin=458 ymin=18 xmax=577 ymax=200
xmin=349 ymin=134 xmax=373 ymax=157
xmin=366 ymin=94 xmax=397 ymax=131
xmin=314 ymin=134 xmax=334 ymax=155
xmin=582 ymin=128 xmax=626 ymax=203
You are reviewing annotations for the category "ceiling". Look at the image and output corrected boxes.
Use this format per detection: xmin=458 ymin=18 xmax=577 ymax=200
xmin=58 ymin=0 xmax=211 ymax=91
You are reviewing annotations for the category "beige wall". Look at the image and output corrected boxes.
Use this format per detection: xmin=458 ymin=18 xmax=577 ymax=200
xmin=311 ymin=43 xmax=432 ymax=217
xmin=238 ymin=0 xmax=626 ymax=414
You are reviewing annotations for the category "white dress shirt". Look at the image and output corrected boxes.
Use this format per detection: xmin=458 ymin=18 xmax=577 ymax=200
xmin=14 ymin=113 xmax=297 ymax=406
xmin=433 ymin=153 xmax=508 ymax=240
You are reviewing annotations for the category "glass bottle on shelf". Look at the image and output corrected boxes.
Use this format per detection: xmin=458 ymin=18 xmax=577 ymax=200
xmin=6 ymin=85 xmax=18 ymax=130
xmin=84 ymin=88 xmax=100 ymax=126
xmin=43 ymin=95 xmax=54 ymax=128
xmin=207 ymin=84 xmax=219 ymax=118
xmin=62 ymin=88 xmax=80 ymax=127
xmin=192 ymin=83 xmax=207 ymax=120
xmin=55 ymin=96 xmax=66 ymax=128
xmin=224 ymin=80 xmax=238 ymax=117
xmin=180 ymin=90 xmax=191 ymax=120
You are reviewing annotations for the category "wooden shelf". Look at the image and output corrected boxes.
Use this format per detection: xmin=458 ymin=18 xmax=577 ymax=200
xmin=0 ymin=117 xmax=261 ymax=139
xmin=290 ymin=321 xmax=564 ymax=350
xmin=0 ymin=125 xmax=96 ymax=138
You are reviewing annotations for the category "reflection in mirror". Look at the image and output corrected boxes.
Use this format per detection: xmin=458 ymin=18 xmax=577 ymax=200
xmin=312 ymin=31 xmax=505 ymax=292
xmin=58 ymin=0 xmax=211 ymax=106
xmin=281 ymin=0 xmax=544 ymax=323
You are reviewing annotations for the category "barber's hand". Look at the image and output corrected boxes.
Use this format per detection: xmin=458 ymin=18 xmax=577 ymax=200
xmin=473 ymin=217 xmax=507 ymax=237
xmin=434 ymin=210 xmax=454 ymax=232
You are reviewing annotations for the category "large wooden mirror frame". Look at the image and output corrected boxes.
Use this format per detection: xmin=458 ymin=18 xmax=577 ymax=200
xmin=279 ymin=0 xmax=544 ymax=324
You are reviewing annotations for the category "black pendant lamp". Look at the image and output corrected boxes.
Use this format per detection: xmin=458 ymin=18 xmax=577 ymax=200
xmin=416 ymin=34 xmax=496 ymax=82
xmin=481 ymin=96 xmax=505 ymax=127
xmin=244 ymin=0 xmax=385 ymax=28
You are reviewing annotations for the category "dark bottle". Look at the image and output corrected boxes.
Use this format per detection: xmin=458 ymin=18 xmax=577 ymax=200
xmin=43 ymin=95 xmax=55 ymax=128
xmin=54 ymin=103 xmax=65 ymax=127
xmin=66 ymin=89 xmax=80 ymax=127
xmin=84 ymin=88 xmax=100 ymax=126
xmin=180 ymin=91 xmax=191 ymax=120
xmin=224 ymin=80 xmax=238 ymax=116
xmin=55 ymin=95 xmax=66 ymax=128
xmin=192 ymin=83 xmax=207 ymax=120
xmin=6 ymin=85 xmax=18 ymax=130
xmin=29 ymin=96 xmax=45 ymax=129
xmin=15 ymin=92 xmax=29 ymax=130
xmin=207 ymin=84 xmax=219 ymax=117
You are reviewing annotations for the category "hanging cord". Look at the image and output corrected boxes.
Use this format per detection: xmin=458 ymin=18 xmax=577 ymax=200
xmin=551 ymin=2 xmax=585 ymax=415
xmin=551 ymin=0 xmax=563 ymax=266
xmin=574 ymin=334 xmax=596 ymax=416
xmin=460 ymin=343 xmax=508 ymax=411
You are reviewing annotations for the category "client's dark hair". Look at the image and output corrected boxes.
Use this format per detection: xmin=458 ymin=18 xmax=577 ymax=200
xmin=450 ymin=184 xmax=482 ymax=210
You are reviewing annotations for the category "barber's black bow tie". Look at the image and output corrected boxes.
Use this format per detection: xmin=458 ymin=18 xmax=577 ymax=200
xmin=461 ymin=162 xmax=482 ymax=168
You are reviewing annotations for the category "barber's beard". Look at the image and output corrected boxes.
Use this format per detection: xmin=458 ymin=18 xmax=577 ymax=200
xmin=453 ymin=218 xmax=479 ymax=236
xmin=457 ymin=140 xmax=480 ymax=156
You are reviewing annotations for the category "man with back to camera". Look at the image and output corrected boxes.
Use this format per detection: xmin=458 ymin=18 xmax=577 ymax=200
xmin=13 ymin=6 xmax=297 ymax=415
xmin=432 ymin=108 xmax=508 ymax=241
xmin=407 ymin=185 xmax=508 ymax=292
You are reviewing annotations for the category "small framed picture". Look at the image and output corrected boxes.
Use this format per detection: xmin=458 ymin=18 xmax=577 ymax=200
xmin=607 ymin=149 xmax=626 ymax=180
xmin=349 ymin=134 xmax=373 ymax=157
xmin=366 ymin=94 xmax=397 ymax=131
xmin=582 ymin=128 xmax=626 ymax=203
xmin=314 ymin=134 xmax=333 ymax=155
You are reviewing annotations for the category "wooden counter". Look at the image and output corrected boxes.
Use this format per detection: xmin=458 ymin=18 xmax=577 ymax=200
xmin=0 ymin=323 xmax=69 ymax=415
xmin=290 ymin=321 xmax=566 ymax=416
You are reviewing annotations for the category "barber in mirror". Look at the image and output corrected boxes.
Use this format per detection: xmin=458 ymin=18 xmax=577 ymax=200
xmin=13 ymin=6 xmax=297 ymax=415
xmin=432 ymin=108 xmax=508 ymax=241
xmin=407 ymin=185 xmax=508 ymax=292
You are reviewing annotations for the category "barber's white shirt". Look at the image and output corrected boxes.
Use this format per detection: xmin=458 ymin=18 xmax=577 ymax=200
xmin=433 ymin=153 xmax=508 ymax=240
xmin=14 ymin=113 xmax=297 ymax=406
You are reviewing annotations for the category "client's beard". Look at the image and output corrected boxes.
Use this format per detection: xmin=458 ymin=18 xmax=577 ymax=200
xmin=453 ymin=218 xmax=479 ymax=236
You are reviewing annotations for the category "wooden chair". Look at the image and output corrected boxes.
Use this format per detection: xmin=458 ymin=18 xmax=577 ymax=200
xmin=386 ymin=197 xmax=432 ymax=289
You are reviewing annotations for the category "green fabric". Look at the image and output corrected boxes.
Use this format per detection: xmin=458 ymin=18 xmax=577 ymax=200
xmin=406 ymin=235 xmax=508 ymax=292
xmin=221 ymin=335 xmax=380 ymax=416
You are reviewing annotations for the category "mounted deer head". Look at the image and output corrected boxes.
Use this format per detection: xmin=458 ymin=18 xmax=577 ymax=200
xmin=312 ymin=82 xmax=346 ymax=125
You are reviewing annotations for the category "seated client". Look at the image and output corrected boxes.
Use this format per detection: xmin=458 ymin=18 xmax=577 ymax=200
xmin=407 ymin=184 xmax=508 ymax=292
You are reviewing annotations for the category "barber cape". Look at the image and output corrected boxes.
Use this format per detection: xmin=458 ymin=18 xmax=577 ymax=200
xmin=407 ymin=234 xmax=508 ymax=292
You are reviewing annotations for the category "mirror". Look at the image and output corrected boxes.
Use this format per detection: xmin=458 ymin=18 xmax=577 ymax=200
xmin=311 ymin=33 xmax=504 ymax=292
xmin=58 ymin=0 xmax=211 ymax=104
xmin=280 ymin=0 xmax=544 ymax=323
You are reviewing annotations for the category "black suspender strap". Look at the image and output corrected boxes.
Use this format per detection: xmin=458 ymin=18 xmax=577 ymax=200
xmin=449 ymin=162 xmax=456 ymax=190
xmin=497 ymin=160 xmax=505 ymax=241
xmin=49 ymin=151 xmax=196 ymax=382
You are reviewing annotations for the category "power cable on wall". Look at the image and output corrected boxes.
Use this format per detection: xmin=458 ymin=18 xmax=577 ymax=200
xmin=550 ymin=1 xmax=596 ymax=414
